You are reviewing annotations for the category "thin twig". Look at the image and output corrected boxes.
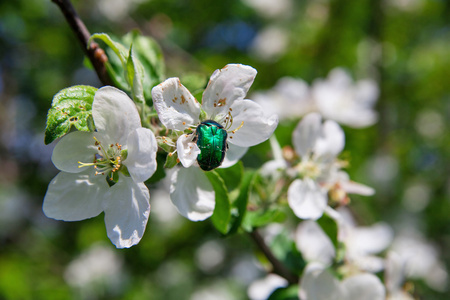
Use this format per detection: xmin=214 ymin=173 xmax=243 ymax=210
xmin=51 ymin=0 xmax=113 ymax=86
xmin=249 ymin=229 xmax=299 ymax=284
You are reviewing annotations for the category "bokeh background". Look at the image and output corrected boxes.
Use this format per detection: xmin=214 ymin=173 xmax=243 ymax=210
xmin=0 ymin=0 xmax=449 ymax=299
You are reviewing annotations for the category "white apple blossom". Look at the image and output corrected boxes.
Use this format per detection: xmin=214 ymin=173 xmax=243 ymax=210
xmin=64 ymin=243 xmax=124 ymax=295
xmin=390 ymin=226 xmax=448 ymax=291
xmin=385 ymin=252 xmax=415 ymax=300
xmin=330 ymin=207 xmax=394 ymax=273
xmin=151 ymin=64 xmax=278 ymax=221
xmin=287 ymin=113 xmax=374 ymax=220
xmin=252 ymin=77 xmax=313 ymax=120
xmin=295 ymin=217 xmax=387 ymax=300
xmin=312 ymin=68 xmax=379 ymax=128
xmin=299 ymin=262 xmax=385 ymax=300
xmin=247 ymin=273 xmax=288 ymax=300
xmin=43 ymin=86 xmax=158 ymax=248
xmin=252 ymin=68 xmax=379 ymax=128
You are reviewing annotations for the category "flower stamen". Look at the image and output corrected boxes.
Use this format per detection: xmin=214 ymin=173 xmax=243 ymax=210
xmin=78 ymin=137 xmax=124 ymax=177
xmin=231 ymin=121 xmax=244 ymax=134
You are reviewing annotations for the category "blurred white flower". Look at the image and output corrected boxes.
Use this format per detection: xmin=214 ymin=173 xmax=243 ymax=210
xmin=190 ymin=281 xmax=235 ymax=300
xmin=195 ymin=240 xmax=226 ymax=273
xmin=390 ymin=228 xmax=448 ymax=291
xmin=241 ymin=0 xmax=293 ymax=19
xmin=401 ymin=181 xmax=432 ymax=212
xmin=250 ymin=26 xmax=289 ymax=61
xmin=365 ymin=153 xmax=399 ymax=192
xmin=287 ymin=113 xmax=374 ymax=220
xmin=295 ymin=208 xmax=392 ymax=273
xmin=312 ymin=68 xmax=379 ymax=128
xmin=229 ymin=254 xmax=263 ymax=285
xmin=43 ymin=86 xmax=158 ymax=248
xmin=64 ymin=243 xmax=124 ymax=294
xmin=414 ymin=109 xmax=445 ymax=140
xmin=334 ymin=207 xmax=393 ymax=273
xmin=253 ymin=68 xmax=379 ymax=128
xmin=252 ymin=77 xmax=313 ymax=120
xmin=384 ymin=0 xmax=425 ymax=12
xmin=299 ymin=262 xmax=385 ymax=300
xmin=152 ymin=64 xmax=278 ymax=221
xmin=295 ymin=211 xmax=389 ymax=300
xmin=248 ymin=274 xmax=288 ymax=300
xmin=385 ymin=252 xmax=415 ymax=300
xmin=296 ymin=220 xmax=335 ymax=266
xmin=96 ymin=0 xmax=145 ymax=21
xmin=0 ymin=186 xmax=30 ymax=237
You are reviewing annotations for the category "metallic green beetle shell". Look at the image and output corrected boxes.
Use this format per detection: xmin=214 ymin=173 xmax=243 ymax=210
xmin=195 ymin=120 xmax=228 ymax=171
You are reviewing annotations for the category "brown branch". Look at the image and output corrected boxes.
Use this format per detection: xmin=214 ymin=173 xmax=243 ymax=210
xmin=51 ymin=0 xmax=113 ymax=86
xmin=249 ymin=229 xmax=299 ymax=285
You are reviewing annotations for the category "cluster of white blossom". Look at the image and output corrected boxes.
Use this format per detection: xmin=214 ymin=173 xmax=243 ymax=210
xmin=151 ymin=64 xmax=278 ymax=221
xmin=42 ymin=63 xmax=447 ymax=299
xmin=253 ymin=68 xmax=379 ymax=128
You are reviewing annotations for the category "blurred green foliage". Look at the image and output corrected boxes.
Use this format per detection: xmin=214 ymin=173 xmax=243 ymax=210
xmin=0 ymin=0 xmax=449 ymax=299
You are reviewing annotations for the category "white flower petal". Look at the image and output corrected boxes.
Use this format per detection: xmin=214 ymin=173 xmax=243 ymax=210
xmin=176 ymin=133 xmax=201 ymax=168
xmin=385 ymin=251 xmax=407 ymax=294
xmin=202 ymin=64 xmax=257 ymax=120
xmin=227 ymin=100 xmax=278 ymax=147
xmin=288 ymin=178 xmax=327 ymax=220
xmin=349 ymin=222 xmax=394 ymax=255
xmin=292 ymin=113 xmax=322 ymax=158
xmin=334 ymin=171 xmax=375 ymax=196
xmin=124 ymin=127 xmax=158 ymax=183
xmin=248 ymin=274 xmax=288 ymax=300
xmin=151 ymin=78 xmax=201 ymax=130
xmin=103 ymin=177 xmax=150 ymax=248
xmin=299 ymin=262 xmax=342 ymax=300
xmin=43 ymin=170 xmax=105 ymax=221
xmin=296 ymin=221 xmax=335 ymax=265
xmin=341 ymin=273 xmax=385 ymax=300
xmin=314 ymin=120 xmax=345 ymax=160
xmin=93 ymin=86 xmax=142 ymax=145
xmin=170 ymin=167 xmax=215 ymax=221
xmin=352 ymin=255 xmax=386 ymax=273
xmin=52 ymin=131 xmax=97 ymax=173
xmin=220 ymin=143 xmax=248 ymax=168
xmin=260 ymin=159 xmax=288 ymax=178
xmin=312 ymin=68 xmax=379 ymax=128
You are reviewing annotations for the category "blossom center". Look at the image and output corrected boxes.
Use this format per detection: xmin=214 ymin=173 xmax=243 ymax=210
xmin=296 ymin=159 xmax=321 ymax=179
xmin=78 ymin=137 xmax=126 ymax=183
xmin=220 ymin=108 xmax=244 ymax=136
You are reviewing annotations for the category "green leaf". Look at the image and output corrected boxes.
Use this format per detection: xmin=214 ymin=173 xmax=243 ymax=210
xmin=241 ymin=208 xmax=286 ymax=232
xmin=126 ymin=46 xmax=145 ymax=103
xmin=205 ymin=171 xmax=231 ymax=234
xmin=105 ymin=47 xmax=129 ymax=91
xmin=90 ymin=33 xmax=133 ymax=94
xmin=122 ymin=30 xmax=165 ymax=101
xmin=164 ymin=152 xmax=179 ymax=169
xmin=215 ymin=161 xmax=244 ymax=192
xmin=44 ymin=85 xmax=97 ymax=144
xmin=89 ymin=33 xmax=128 ymax=65
xmin=228 ymin=170 xmax=256 ymax=234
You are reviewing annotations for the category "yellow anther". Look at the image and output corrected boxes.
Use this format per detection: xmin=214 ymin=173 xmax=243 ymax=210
xmin=231 ymin=121 xmax=244 ymax=134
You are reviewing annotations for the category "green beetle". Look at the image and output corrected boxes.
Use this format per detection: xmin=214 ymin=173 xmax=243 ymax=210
xmin=195 ymin=120 xmax=228 ymax=171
